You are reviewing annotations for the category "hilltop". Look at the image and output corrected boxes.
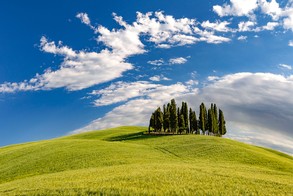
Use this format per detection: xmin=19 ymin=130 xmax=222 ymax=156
xmin=0 ymin=126 xmax=292 ymax=195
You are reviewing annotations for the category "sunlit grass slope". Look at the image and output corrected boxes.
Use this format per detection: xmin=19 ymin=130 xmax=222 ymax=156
xmin=0 ymin=126 xmax=292 ymax=195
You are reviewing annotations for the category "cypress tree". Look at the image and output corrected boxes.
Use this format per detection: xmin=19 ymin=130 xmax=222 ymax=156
xmin=148 ymin=113 xmax=155 ymax=133
xmin=193 ymin=111 xmax=198 ymax=134
xmin=169 ymin=99 xmax=178 ymax=133
xmin=178 ymin=114 xmax=185 ymax=134
xmin=154 ymin=107 xmax=163 ymax=132
xmin=213 ymin=103 xmax=219 ymax=135
xmin=179 ymin=102 xmax=189 ymax=133
xmin=189 ymin=108 xmax=193 ymax=133
xmin=183 ymin=102 xmax=189 ymax=133
xmin=189 ymin=108 xmax=198 ymax=134
xmin=208 ymin=108 xmax=212 ymax=135
xmin=219 ymin=109 xmax=227 ymax=136
xmin=163 ymin=104 xmax=170 ymax=132
xmin=199 ymin=103 xmax=207 ymax=135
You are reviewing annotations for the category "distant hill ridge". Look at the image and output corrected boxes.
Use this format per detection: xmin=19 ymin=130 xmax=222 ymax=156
xmin=0 ymin=126 xmax=292 ymax=195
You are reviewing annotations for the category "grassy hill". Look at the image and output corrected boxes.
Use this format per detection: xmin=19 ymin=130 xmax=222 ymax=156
xmin=0 ymin=126 xmax=292 ymax=195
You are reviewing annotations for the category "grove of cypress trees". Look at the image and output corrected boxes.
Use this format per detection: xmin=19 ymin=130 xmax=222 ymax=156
xmin=148 ymin=99 xmax=227 ymax=136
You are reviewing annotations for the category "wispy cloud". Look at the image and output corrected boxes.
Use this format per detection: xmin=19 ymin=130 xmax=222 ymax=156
xmin=76 ymin=13 xmax=91 ymax=26
xmin=90 ymin=81 xmax=187 ymax=107
xmin=149 ymin=75 xmax=171 ymax=82
xmin=201 ymin=20 xmax=232 ymax=32
xmin=237 ymin=35 xmax=248 ymax=41
xmin=279 ymin=63 xmax=292 ymax=70
xmin=147 ymin=59 xmax=165 ymax=66
xmin=169 ymin=57 xmax=188 ymax=65
xmin=148 ymin=57 xmax=189 ymax=66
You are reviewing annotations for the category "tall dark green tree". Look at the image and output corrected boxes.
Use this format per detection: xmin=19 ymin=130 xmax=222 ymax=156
xmin=208 ymin=104 xmax=218 ymax=135
xmin=218 ymin=109 xmax=227 ymax=136
xmin=163 ymin=104 xmax=170 ymax=132
xmin=178 ymin=114 xmax=185 ymax=134
xmin=189 ymin=108 xmax=193 ymax=133
xmin=169 ymin=99 xmax=178 ymax=133
xmin=177 ymin=107 xmax=180 ymax=119
xmin=148 ymin=113 xmax=155 ymax=133
xmin=154 ymin=107 xmax=163 ymax=132
xmin=199 ymin=103 xmax=207 ymax=135
xmin=189 ymin=108 xmax=198 ymax=134
xmin=183 ymin=102 xmax=189 ymax=133
xmin=213 ymin=103 xmax=219 ymax=135
xmin=208 ymin=108 xmax=213 ymax=135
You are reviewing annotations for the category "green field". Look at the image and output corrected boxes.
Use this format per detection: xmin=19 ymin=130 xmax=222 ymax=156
xmin=0 ymin=126 xmax=292 ymax=195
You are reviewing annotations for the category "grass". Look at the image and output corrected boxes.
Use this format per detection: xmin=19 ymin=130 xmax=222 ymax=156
xmin=0 ymin=126 xmax=292 ymax=195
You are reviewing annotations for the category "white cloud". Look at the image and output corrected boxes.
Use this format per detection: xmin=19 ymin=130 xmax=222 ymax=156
xmin=282 ymin=7 xmax=293 ymax=30
xmin=139 ymin=11 xmax=198 ymax=46
xmin=185 ymin=79 xmax=199 ymax=87
xmin=237 ymin=35 xmax=247 ymax=41
xmin=0 ymin=81 xmax=40 ymax=93
xmin=76 ymin=13 xmax=91 ymax=26
xmin=238 ymin=21 xmax=278 ymax=32
xmin=96 ymin=19 xmax=145 ymax=57
xmin=0 ymin=36 xmax=134 ymax=92
xmin=198 ymin=30 xmax=231 ymax=44
xmin=147 ymin=59 xmax=165 ymax=66
xmin=201 ymin=20 xmax=232 ymax=32
xmin=213 ymin=0 xmax=258 ymax=17
xmin=169 ymin=57 xmax=188 ymax=65
xmin=91 ymin=81 xmax=158 ymax=106
xmin=227 ymin=122 xmax=293 ymax=155
xmin=289 ymin=40 xmax=293 ymax=46
xmin=149 ymin=57 xmax=190 ymax=66
xmin=214 ymin=0 xmax=293 ymax=32
xmin=91 ymin=81 xmax=186 ymax=107
xmin=259 ymin=0 xmax=282 ymax=20
xmin=238 ymin=21 xmax=256 ymax=32
xmin=197 ymin=73 xmax=293 ymax=140
xmin=149 ymin=75 xmax=171 ymax=82
xmin=207 ymin=76 xmax=220 ymax=81
xmin=260 ymin=21 xmax=279 ymax=30
xmin=279 ymin=63 xmax=292 ymax=70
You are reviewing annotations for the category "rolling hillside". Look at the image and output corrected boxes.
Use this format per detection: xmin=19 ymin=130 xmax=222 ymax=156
xmin=0 ymin=126 xmax=292 ymax=195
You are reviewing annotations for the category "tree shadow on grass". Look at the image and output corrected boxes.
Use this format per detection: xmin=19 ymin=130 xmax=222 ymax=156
xmin=106 ymin=132 xmax=174 ymax=142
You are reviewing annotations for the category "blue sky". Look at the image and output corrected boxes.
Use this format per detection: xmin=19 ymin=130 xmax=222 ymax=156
xmin=0 ymin=0 xmax=293 ymax=154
